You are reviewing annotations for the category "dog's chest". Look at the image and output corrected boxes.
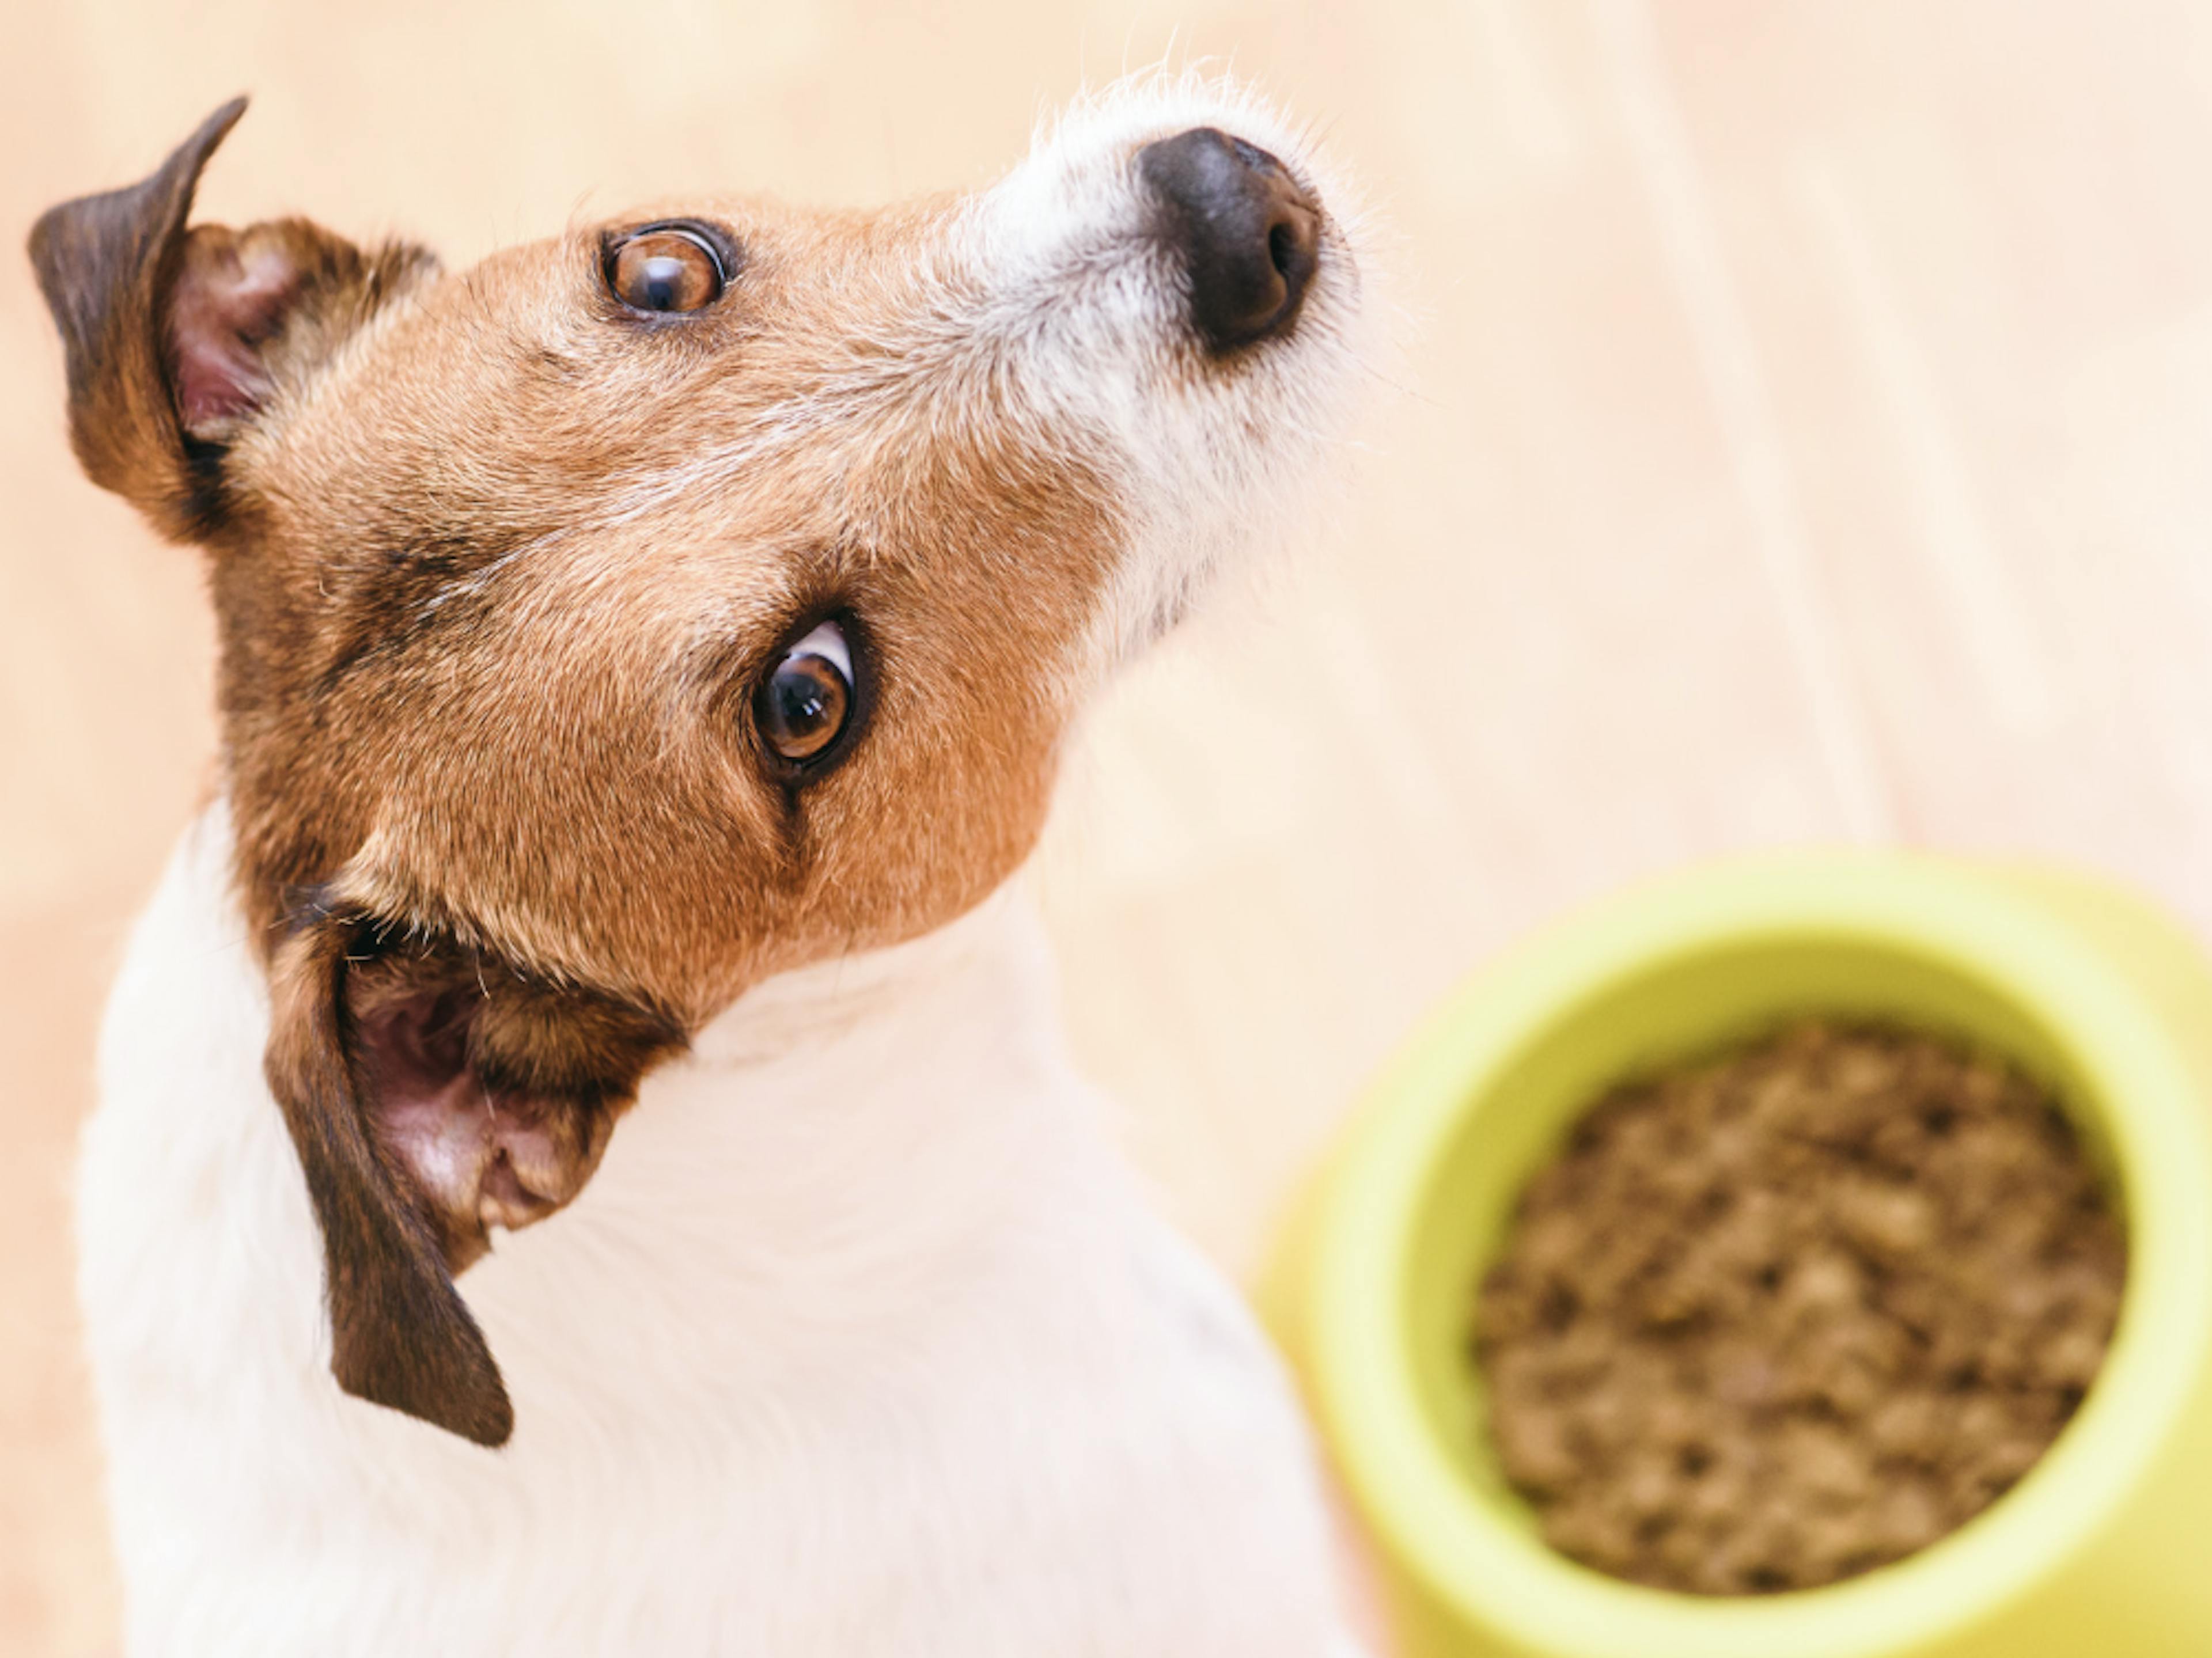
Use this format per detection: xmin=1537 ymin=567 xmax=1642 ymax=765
xmin=80 ymin=812 xmax=1350 ymax=1656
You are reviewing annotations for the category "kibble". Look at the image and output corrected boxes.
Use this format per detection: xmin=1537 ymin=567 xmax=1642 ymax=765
xmin=1472 ymin=1022 xmax=2126 ymax=1596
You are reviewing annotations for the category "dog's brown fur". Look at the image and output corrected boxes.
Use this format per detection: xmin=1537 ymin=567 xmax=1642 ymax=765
xmin=32 ymin=101 xmax=1126 ymax=1443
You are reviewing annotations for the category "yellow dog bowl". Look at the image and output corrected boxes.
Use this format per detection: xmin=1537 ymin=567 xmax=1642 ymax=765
xmin=1267 ymin=856 xmax=2212 ymax=1658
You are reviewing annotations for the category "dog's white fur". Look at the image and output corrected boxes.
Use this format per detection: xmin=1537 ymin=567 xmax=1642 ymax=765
xmin=88 ymin=811 xmax=1358 ymax=1654
xmin=77 ymin=75 xmax=1373 ymax=1656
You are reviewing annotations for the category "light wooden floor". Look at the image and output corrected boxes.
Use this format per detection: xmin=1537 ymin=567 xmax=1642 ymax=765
xmin=11 ymin=1 xmax=2212 ymax=1650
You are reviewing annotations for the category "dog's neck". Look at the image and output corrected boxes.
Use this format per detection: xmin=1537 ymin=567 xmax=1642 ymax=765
xmin=449 ymin=862 xmax=1120 ymax=1396
xmin=685 ymin=877 xmax=1059 ymax=1072
xmin=627 ymin=872 xmax=1100 ymax=1246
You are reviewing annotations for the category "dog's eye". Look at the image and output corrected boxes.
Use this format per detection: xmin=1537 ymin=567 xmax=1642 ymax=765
xmin=756 ymin=620 xmax=853 ymax=765
xmin=607 ymin=227 xmax=725 ymax=314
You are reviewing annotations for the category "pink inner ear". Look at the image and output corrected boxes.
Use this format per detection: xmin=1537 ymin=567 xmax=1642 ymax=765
xmin=168 ymin=229 xmax=306 ymax=431
xmin=355 ymin=992 xmax=577 ymax=1249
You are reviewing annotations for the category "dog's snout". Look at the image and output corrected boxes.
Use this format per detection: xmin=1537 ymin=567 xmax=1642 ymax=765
xmin=1137 ymin=127 xmax=1319 ymax=354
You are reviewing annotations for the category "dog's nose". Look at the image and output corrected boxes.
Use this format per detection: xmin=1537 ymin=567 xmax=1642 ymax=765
xmin=1137 ymin=127 xmax=1320 ymax=354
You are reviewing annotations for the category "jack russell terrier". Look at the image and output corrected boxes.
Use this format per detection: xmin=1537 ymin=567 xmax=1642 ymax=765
xmin=33 ymin=74 xmax=1372 ymax=1656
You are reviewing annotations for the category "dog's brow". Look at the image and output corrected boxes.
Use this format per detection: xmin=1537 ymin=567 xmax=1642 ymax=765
xmin=306 ymin=526 xmax=563 ymax=693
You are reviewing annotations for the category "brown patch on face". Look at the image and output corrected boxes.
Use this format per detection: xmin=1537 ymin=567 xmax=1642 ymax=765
xmin=32 ymin=105 xmax=1127 ymax=1441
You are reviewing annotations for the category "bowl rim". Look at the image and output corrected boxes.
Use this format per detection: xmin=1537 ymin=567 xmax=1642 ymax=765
xmin=1305 ymin=854 xmax=2212 ymax=1658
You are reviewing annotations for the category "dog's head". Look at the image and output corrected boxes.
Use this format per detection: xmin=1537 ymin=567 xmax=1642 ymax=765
xmin=31 ymin=81 xmax=1367 ymax=1445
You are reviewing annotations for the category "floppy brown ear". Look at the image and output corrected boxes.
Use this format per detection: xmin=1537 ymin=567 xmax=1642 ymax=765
xmin=266 ymin=912 xmax=685 ymax=1447
xmin=26 ymin=98 xmax=435 ymax=541
xmin=266 ymin=919 xmax=514 ymax=1447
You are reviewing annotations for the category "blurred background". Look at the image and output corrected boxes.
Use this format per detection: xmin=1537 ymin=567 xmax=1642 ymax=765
xmin=11 ymin=1 xmax=2212 ymax=1649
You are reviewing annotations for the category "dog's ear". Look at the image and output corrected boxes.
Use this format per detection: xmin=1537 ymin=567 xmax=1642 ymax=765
xmin=26 ymin=98 xmax=435 ymax=541
xmin=266 ymin=915 xmax=683 ymax=1447
xmin=265 ymin=919 xmax=513 ymax=1447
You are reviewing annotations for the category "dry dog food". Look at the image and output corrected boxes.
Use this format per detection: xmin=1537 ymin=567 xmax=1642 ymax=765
xmin=1473 ymin=1021 xmax=2126 ymax=1595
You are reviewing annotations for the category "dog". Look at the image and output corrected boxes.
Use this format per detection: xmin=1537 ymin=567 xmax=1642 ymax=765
xmin=33 ymin=73 xmax=1372 ymax=1656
